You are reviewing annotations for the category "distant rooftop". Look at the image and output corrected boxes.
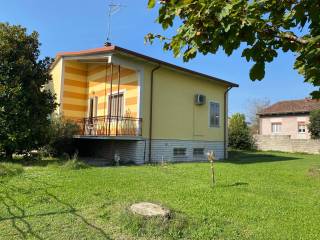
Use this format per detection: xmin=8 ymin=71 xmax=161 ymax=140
xmin=258 ymin=98 xmax=320 ymax=116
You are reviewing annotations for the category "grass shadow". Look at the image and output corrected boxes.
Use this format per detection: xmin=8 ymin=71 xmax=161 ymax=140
xmin=225 ymin=150 xmax=300 ymax=164
xmin=219 ymin=182 xmax=249 ymax=188
xmin=0 ymin=180 xmax=111 ymax=239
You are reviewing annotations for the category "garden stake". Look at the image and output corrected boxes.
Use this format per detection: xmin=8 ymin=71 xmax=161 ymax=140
xmin=207 ymin=151 xmax=216 ymax=187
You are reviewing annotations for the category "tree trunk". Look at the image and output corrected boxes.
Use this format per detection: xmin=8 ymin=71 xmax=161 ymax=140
xmin=5 ymin=148 xmax=13 ymax=161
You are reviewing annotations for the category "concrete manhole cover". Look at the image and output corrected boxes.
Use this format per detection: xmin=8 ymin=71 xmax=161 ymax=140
xmin=130 ymin=202 xmax=170 ymax=217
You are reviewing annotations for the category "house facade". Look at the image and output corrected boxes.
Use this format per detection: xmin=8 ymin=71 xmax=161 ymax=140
xmin=49 ymin=45 xmax=238 ymax=164
xmin=258 ymin=99 xmax=320 ymax=139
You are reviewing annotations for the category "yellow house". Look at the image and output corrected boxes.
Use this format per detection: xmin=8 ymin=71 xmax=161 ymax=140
xmin=49 ymin=45 xmax=238 ymax=164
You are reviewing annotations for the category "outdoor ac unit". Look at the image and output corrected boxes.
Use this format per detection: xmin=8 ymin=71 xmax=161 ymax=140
xmin=194 ymin=94 xmax=206 ymax=105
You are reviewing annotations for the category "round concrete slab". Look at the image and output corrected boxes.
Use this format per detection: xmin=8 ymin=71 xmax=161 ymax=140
xmin=130 ymin=202 xmax=170 ymax=217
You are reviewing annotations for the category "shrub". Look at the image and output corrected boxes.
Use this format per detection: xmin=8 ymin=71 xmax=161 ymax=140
xmin=45 ymin=115 xmax=80 ymax=157
xmin=308 ymin=110 xmax=320 ymax=139
xmin=63 ymin=153 xmax=89 ymax=170
xmin=228 ymin=113 xmax=254 ymax=150
xmin=0 ymin=163 xmax=24 ymax=177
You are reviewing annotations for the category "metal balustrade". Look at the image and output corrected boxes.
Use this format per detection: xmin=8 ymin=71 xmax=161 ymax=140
xmin=78 ymin=116 xmax=142 ymax=137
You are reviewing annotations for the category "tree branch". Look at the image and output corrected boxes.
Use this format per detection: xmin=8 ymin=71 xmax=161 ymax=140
xmin=280 ymin=32 xmax=309 ymax=45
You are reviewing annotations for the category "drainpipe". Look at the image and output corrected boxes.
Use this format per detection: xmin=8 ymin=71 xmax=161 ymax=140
xmin=148 ymin=65 xmax=161 ymax=163
xmin=224 ymin=86 xmax=233 ymax=159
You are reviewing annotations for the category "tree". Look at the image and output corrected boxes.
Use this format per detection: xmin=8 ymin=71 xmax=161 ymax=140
xmin=246 ymin=98 xmax=270 ymax=134
xmin=229 ymin=113 xmax=254 ymax=150
xmin=308 ymin=110 xmax=320 ymax=139
xmin=0 ymin=23 xmax=56 ymax=159
xmin=147 ymin=0 xmax=320 ymax=98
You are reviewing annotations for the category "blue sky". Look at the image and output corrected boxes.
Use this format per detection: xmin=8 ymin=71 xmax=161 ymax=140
xmin=0 ymin=0 xmax=315 ymax=115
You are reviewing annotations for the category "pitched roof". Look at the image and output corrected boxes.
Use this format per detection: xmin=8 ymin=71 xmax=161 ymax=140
xmin=53 ymin=45 xmax=239 ymax=87
xmin=258 ymin=98 xmax=320 ymax=116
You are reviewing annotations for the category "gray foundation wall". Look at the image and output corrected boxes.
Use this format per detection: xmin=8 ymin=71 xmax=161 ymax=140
xmin=254 ymin=135 xmax=320 ymax=154
xmin=76 ymin=138 xmax=224 ymax=165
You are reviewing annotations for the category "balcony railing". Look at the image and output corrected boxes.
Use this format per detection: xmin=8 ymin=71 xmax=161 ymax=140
xmin=78 ymin=116 xmax=142 ymax=137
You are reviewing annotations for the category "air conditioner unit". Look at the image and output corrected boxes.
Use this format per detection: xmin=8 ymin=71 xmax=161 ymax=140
xmin=194 ymin=94 xmax=206 ymax=105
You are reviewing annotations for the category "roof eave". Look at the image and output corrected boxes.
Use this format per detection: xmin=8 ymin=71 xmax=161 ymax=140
xmin=258 ymin=111 xmax=311 ymax=117
xmin=50 ymin=45 xmax=239 ymax=87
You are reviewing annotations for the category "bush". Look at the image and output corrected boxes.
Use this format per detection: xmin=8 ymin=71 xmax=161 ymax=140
xmin=308 ymin=110 xmax=320 ymax=139
xmin=0 ymin=163 xmax=24 ymax=177
xmin=228 ymin=113 xmax=254 ymax=150
xmin=63 ymin=153 xmax=89 ymax=170
xmin=45 ymin=115 xmax=80 ymax=157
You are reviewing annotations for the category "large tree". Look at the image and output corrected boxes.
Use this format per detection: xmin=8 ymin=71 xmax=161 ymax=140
xmin=147 ymin=0 xmax=320 ymax=98
xmin=0 ymin=23 xmax=56 ymax=159
xmin=308 ymin=110 xmax=320 ymax=139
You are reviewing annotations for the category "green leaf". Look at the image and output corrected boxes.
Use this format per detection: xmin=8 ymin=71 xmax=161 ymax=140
xmin=250 ymin=62 xmax=265 ymax=80
xmin=148 ymin=0 xmax=156 ymax=9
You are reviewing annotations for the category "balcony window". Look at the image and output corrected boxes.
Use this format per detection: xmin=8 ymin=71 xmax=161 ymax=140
xmin=108 ymin=93 xmax=124 ymax=117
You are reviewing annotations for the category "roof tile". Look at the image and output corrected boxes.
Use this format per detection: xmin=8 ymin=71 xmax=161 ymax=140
xmin=258 ymin=98 xmax=320 ymax=116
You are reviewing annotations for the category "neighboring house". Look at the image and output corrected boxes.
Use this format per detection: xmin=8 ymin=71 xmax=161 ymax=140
xmin=49 ymin=45 xmax=238 ymax=164
xmin=257 ymin=98 xmax=320 ymax=139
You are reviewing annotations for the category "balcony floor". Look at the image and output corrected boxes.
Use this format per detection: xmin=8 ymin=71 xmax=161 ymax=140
xmin=74 ymin=135 xmax=144 ymax=141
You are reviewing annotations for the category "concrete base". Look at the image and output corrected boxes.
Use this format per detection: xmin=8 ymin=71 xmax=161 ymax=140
xmin=75 ymin=138 xmax=224 ymax=165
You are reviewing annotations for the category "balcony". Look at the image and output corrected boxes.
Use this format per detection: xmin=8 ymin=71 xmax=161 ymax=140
xmin=78 ymin=116 xmax=142 ymax=137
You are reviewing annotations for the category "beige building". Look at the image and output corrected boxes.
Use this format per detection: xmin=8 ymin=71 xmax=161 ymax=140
xmin=258 ymin=99 xmax=320 ymax=139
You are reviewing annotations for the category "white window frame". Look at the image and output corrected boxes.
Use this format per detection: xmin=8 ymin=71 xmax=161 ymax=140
xmin=271 ymin=122 xmax=281 ymax=133
xmin=87 ymin=96 xmax=98 ymax=118
xmin=298 ymin=122 xmax=306 ymax=134
xmin=107 ymin=90 xmax=126 ymax=117
xmin=209 ymin=101 xmax=220 ymax=128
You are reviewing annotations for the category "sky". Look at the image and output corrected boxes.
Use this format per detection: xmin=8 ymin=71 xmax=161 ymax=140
xmin=0 ymin=0 xmax=316 ymax=116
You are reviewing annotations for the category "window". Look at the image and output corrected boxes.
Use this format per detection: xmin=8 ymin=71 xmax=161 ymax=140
xmin=173 ymin=148 xmax=186 ymax=157
xmin=209 ymin=102 xmax=220 ymax=128
xmin=193 ymin=148 xmax=204 ymax=156
xmin=108 ymin=93 xmax=124 ymax=117
xmin=271 ymin=123 xmax=281 ymax=133
xmin=298 ymin=122 xmax=306 ymax=133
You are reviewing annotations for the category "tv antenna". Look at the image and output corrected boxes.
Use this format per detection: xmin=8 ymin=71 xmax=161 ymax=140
xmin=106 ymin=0 xmax=125 ymax=45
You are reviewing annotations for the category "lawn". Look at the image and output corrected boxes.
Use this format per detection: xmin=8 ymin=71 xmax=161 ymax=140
xmin=0 ymin=151 xmax=319 ymax=240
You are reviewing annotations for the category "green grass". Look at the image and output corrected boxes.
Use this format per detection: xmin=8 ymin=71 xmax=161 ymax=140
xmin=0 ymin=163 xmax=24 ymax=177
xmin=0 ymin=151 xmax=319 ymax=239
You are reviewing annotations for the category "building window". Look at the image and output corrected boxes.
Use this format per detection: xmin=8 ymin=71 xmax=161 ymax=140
xmin=298 ymin=122 xmax=306 ymax=133
xmin=271 ymin=123 xmax=281 ymax=133
xmin=173 ymin=148 xmax=186 ymax=157
xmin=209 ymin=102 xmax=220 ymax=128
xmin=108 ymin=93 xmax=124 ymax=117
xmin=193 ymin=148 xmax=204 ymax=156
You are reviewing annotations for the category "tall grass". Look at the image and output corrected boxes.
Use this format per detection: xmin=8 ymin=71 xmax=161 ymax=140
xmin=0 ymin=163 xmax=24 ymax=177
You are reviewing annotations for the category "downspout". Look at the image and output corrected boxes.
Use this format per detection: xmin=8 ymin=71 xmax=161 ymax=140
xmin=148 ymin=65 xmax=161 ymax=163
xmin=224 ymin=86 xmax=233 ymax=159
